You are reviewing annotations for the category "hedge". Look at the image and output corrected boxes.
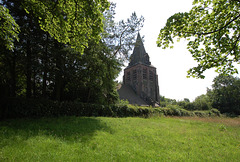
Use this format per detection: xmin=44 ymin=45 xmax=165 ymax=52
xmin=0 ymin=98 xmax=221 ymax=120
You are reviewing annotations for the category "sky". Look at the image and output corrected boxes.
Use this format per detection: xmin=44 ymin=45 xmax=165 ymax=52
xmin=111 ymin=0 xmax=239 ymax=101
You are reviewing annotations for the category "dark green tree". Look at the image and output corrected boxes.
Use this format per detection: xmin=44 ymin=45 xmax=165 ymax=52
xmin=208 ymin=74 xmax=240 ymax=115
xmin=0 ymin=1 xmax=144 ymax=105
xmin=177 ymin=99 xmax=194 ymax=110
xmin=184 ymin=98 xmax=190 ymax=103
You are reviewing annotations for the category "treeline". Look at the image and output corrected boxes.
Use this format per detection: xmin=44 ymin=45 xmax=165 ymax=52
xmin=0 ymin=1 xmax=144 ymax=105
xmin=160 ymin=74 xmax=240 ymax=116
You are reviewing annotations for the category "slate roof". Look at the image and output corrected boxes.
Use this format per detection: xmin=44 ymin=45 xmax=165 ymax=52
xmin=128 ymin=33 xmax=151 ymax=67
xmin=117 ymin=84 xmax=148 ymax=106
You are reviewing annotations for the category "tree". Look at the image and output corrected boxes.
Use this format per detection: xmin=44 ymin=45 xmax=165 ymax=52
xmin=1 ymin=0 xmax=110 ymax=98
xmin=102 ymin=3 xmax=144 ymax=62
xmin=0 ymin=1 xmax=144 ymax=105
xmin=0 ymin=5 xmax=19 ymax=50
xmin=157 ymin=0 xmax=240 ymax=78
xmin=193 ymin=94 xmax=212 ymax=110
xmin=208 ymin=74 xmax=240 ymax=115
xmin=81 ymin=3 xmax=144 ymax=104
xmin=184 ymin=98 xmax=190 ymax=103
xmin=1 ymin=0 xmax=109 ymax=53
xmin=1 ymin=0 xmax=55 ymax=98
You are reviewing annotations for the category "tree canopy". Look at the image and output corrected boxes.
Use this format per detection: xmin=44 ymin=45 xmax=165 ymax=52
xmin=1 ymin=0 xmax=109 ymax=53
xmin=0 ymin=5 xmax=19 ymax=50
xmin=157 ymin=0 xmax=240 ymax=78
xmin=0 ymin=1 xmax=144 ymax=105
xmin=207 ymin=74 xmax=240 ymax=115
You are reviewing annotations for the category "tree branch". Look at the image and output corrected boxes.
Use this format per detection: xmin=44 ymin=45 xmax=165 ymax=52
xmin=113 ymin=26 xmax=130 ymax=56
xmin=196 ymin=14 xmax=240 ymax=36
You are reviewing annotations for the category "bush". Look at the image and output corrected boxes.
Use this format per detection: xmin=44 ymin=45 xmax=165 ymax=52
xmin=0 ymin=98 xmax=221 ymax=120
xmin=0 ymin=98 xmax=153 ymax=119
xmin=177 ymin=101 xmax=195 ymax=110
xmin=161 ymin=105 xmax=194 ymax=117
xmin=193 ymin=109 xmax=221 ymax=117
xmin=209 ymin=108 xmax=221 ymax=117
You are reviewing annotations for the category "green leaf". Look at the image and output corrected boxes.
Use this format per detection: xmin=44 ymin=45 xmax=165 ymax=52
xmin=156 ymin=0 xmax=240 ymax=78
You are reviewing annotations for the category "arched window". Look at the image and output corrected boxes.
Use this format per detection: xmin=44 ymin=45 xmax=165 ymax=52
xmin=127 ymin=72 xmax=131 ymax=81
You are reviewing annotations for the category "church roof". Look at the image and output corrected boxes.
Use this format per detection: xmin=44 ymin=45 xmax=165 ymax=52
xmin=128 ymin=33 xmax=151 ymax=67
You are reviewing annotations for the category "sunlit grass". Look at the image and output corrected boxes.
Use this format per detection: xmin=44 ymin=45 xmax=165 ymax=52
xmin=0 ymin=117 xmax=240 ymax=161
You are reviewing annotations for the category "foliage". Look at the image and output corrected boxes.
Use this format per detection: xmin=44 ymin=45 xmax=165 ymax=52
xmin=157 ymin=0 xmax=240 ymax=78
xmin=161 ymin=95 xmax=213 ymax=112
xmin=0 ymin=98 xmax=221 ymax=120
xmin=0 ymin=5 xmax=19 ymax=50
xmin=2 ymin=0 xmax=110 ymax=53
xmin=184 ymin=98 xmax=190 ymax=102
xmin=0 ymin=1 xmax=144 ymax=105
xmin=102 ymin=3 xmax=144 ymax=61
xmin=177 ymin=100 xmax=195 ymax=110
xmin=161 ymin=105 xmax=194 ymax=116
xmin=116 ymin=99 xmax=129 ymax=107
xmin=0 ymin=98 xmax=148 ymax=119
xmin=159 ymin=96 xmax=177 ymax=107
xmin=208 ymin=74 xmax=240 ymax=115
xmin=161 ymin=105 xmax=220 ymax=117
xmin=193 ymin=94 xmax=212 ymax=110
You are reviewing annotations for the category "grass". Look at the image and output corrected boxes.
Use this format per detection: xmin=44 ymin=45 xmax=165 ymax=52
xmin=0 ymin=116 xmax=240 ymax=161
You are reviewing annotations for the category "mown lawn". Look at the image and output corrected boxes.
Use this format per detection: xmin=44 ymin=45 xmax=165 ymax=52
xmin=0 ymin=116 xmax=240 ymax=161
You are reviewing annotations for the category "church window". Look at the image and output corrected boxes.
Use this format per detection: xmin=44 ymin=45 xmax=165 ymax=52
xmin=149 ymin=70 xmax=154 ymax=81
xmin=143 ymin=68 xmax=147 ymax=79
xmin=127 ymin=72 xmax=130 ymax=81
xmin=133 ymin=69 xmax=137 ymax=80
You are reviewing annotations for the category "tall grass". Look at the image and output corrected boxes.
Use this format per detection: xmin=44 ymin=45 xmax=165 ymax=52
xmin=0 ymin=117 xmax=240 ymax=161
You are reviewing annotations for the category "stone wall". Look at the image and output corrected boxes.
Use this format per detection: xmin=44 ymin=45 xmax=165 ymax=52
xmin=123 ymin=63 xmax=159 ymax=104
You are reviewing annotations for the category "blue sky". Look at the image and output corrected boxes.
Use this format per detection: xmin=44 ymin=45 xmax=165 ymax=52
xmin=111 ymin=0 xmax=240 ymax=101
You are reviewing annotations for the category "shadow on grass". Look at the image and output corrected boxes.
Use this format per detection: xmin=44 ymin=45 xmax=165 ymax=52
xmin=0 ymin=116 xmax=113 ymax=144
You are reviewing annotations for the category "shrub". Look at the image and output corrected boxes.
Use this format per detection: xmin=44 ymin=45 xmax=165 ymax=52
xmin=0 ymin=98 xmax=221 ymax=120
xmin=193 ymin=111 xmax=208 ymax=117
xmin=159 ymin=101 xmax=167 ymax=107
xmin=209 ymin=109 xmax=221 ymax=117
xmin=117 ymin=99 xmax=129 ymax=107
xmin=193 ymin=109 xmax=221 ymax=117
xmin=177 ymin=101 xmax=195 ymax=110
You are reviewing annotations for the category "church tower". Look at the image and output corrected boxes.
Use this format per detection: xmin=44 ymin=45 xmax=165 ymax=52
xmin=123 ymin=33 xmax=160 ymax=105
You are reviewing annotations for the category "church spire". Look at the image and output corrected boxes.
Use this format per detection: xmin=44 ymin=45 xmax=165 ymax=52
xmin=135 ymin=32 xmax=146 ymax=54
xmin=128 ymin=33 xmax=151 ymax=67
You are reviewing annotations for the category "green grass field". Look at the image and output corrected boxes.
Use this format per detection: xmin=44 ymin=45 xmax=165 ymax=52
xmin=0 ymin=117 xmax=240 ymax=161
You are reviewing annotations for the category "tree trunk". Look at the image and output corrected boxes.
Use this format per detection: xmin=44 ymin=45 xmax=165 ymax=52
xmin=87 ymin=87 xmax=91 ymax=103
xmin=26 ymin=39 xmax=32 ymax=98
xmin=32 ymin=68 xmax=37 ymax=98
xmin=42 ymin=34 xmax=49 ymax=98
xmin=6 ymin=51 xmax=17 ymax=97
xmin=54 ymin=41 xmax=63 ymax=101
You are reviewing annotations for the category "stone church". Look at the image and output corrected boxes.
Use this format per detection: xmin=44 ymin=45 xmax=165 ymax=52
xmin=118 ymin=33 xmax=160 ymax=106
